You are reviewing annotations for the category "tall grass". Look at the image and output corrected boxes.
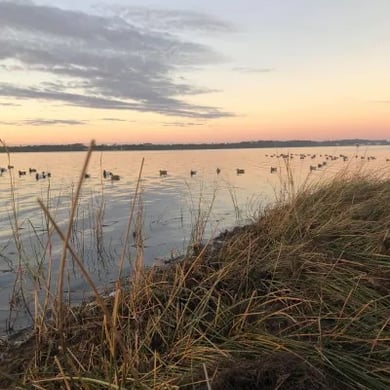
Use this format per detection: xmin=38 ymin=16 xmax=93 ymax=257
xmin=185 ymin=180 xmax=218 ymax=256
xmin=0 ymin=152 xmax=389 ymax=389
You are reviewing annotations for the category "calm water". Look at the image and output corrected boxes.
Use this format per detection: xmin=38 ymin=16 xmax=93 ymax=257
xmin=0 ymin=145 xmax=389 ymax=334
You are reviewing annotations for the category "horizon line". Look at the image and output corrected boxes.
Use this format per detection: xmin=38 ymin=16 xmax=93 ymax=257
xmin=2 ymin=138 xmax=390 ymax=148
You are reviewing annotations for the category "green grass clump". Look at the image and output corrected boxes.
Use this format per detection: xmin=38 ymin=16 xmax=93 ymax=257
xmin=1 ymin=172 xmax=389 ymax=389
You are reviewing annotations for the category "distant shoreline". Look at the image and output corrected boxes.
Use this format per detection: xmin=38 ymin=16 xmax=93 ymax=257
xmin=1 ymin=139 xmax=389 ymax=153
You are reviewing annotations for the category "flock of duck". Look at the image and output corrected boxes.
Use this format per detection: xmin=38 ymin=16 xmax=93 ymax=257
xmin=0 ymin=166 xmax=247 ymax=182
xmin=0 ymin=166 xmax=52 ymax=180
xmin=101 ymin=168 xmax=225 ymax=181
xmin=1 ymin=152 xmax=388 ymax=182
xmin=266 ymin=152 xmax=389 ymax=172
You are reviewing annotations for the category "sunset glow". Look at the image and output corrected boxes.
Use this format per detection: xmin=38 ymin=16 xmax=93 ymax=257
xmin=0 ymin=0 xmax=389 ymax=145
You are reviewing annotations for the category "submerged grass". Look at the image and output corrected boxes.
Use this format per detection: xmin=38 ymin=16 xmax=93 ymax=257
xmin=1 ymin=165 xmax=390 ymax=389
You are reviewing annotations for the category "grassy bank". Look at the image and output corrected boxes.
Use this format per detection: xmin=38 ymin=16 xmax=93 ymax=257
xmin=1 ymin=171 xmax=389 ymax=389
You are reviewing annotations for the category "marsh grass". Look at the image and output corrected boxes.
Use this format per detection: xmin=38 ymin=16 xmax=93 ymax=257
xmin=185 ymin=180 xmax=218 ymax=257
xmin=0 ymin=151 xmax=389 ymax=389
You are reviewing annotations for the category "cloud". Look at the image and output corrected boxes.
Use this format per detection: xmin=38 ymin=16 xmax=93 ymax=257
xmin=101 ymin=118 xmax=129 ymax=122
xmin=0 ymin=118 xmax=87 ymax=126
xmin=162 ymin=121 xmax=205 ymax=127
xmin=0 ymin=101 xmax=20 ymax=106
xmin=0 ymin=1 xmax=234 ymax=119
xmin=0 ymin=83 xmax=231 ymax=118
xmin=105 ymin=6 xmax=234 ymax=33
xmin=232 ymin=67 xmax=275 ymax=73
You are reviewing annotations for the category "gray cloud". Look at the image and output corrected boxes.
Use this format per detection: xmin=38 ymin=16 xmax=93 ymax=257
xmin=232 ymin=67 xmax=275 ymax=73
xmin=106 ymin=6 xmax=234 ymax=33
xmin=162 ymin=121 xmax=205 ymax=127
xmin=0 ymin=83 xmax=230 ymax=118
xmin=0 ymin=101 xmax=20 ymax=106
xmin=0 ymin=118 xmax=87 ymax=126
xmin=0 ymin=1 xmax=233 ymax=119
xmin=101 ymin=118 xmax=128 ymax=122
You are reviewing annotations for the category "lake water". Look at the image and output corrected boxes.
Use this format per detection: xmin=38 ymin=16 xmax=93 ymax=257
xmin=0 ymin=145 xmax=389 ymax=335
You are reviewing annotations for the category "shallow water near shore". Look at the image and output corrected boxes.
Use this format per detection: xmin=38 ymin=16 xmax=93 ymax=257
xmin=0 ymin=145 xmax=389 ymax=335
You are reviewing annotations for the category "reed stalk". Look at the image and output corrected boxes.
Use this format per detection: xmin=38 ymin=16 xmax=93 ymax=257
xmin=56 ymin=140 xmax=95 ymax=342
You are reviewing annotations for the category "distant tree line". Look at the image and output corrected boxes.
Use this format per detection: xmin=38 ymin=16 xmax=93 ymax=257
xmin=1 ymin=139 xmax=389 ymax=153
xmin=0 ymin=143 xmax=87 ymax=153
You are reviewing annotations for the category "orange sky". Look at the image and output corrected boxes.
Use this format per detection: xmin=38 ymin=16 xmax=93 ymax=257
xmin=1 ymin=0 xmax=389 ymax=145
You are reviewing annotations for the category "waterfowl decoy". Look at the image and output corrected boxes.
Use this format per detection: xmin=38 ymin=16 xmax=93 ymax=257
xmin=35 ymin=171 xmax=49 ymax=180
xmin=159 ymin=170 xmax=167 ymax=176
xmin=110 ymin=173 xmax=120 ymax=181
xmin=29 ymin=168 xmax=37 ymax=173
xmin=7 ymin=165 xmax=14 ymax=169
xmin=18 ymin=170 xmax=26 ymax=176
xmin=216 ymin=168 xmax=221 ymax=175
xmin=236 ymin=168 xmax=245 ymax=175
xmin=270 ymin=167 xmax=277 ymax=173
xmin=190 ymin=170 xmax=197 ymax=177
xmin=84 ymin=173 xmax=91 ymax=179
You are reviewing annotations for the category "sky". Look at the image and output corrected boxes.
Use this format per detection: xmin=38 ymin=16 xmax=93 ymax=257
xmin=0 ymin=0 xmax=389 ymax=145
